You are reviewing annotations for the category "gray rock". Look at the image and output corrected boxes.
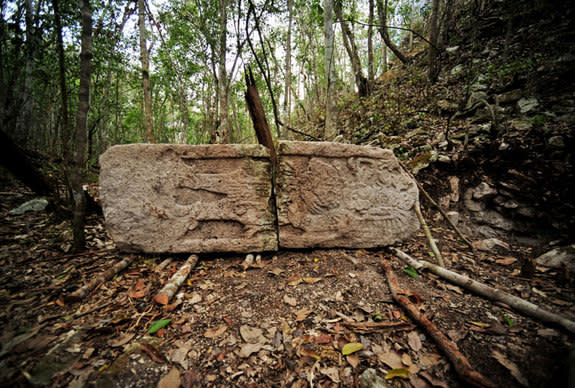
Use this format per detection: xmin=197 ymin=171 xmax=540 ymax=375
xmin=548 ymin=136 xmax=565 ymax=148
xmin=536 ymin=245 xmax=575 ymax=271
xmin=276 ymin=141 xmax=419 ymax=249
xmin=477 ymin=210 xmax=514 ymax=231
xmin=464 ymin=189 xmax=485 ymax=212
xmin=472 ymin=182 xmax=497 ymax=200
xmin=359 ymin=368 xmax=387 ymax=388
xmin=517 ymin=97 xmax=539 ymax=113
xmin=9 ymin=199 xmax=49 ymax=215
xmin=99 ymin=144 xmax=277 ymax=253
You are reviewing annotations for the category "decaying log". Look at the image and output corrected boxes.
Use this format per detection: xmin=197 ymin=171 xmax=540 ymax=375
xmin=391 ymin=248 xmax=575 ymax=334
xmin=154 ymin=254 xmax=199 ymax=305
xmin=414 ymin=202 xmax=445 ymax=267
xmin=64 ymin=255 xmax=134 ymax=303
xmin=382 ymin=259 xmax=496 ymax=388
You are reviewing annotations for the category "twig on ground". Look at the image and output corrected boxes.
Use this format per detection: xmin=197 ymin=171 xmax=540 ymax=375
xmin=381 ymin=259 xmax=496 ymax=388
xmin=414 ymin=202 xmax=445 ymax=267
xmin=342 ymin=320 xmax=414 ymax=334
xmin=390 ymin=247 xmax=575 ymax=334
xmin=63 ymin=255 xmax=134 ymax=303
xmin=154 ymin=254 xmax=199 ymax=305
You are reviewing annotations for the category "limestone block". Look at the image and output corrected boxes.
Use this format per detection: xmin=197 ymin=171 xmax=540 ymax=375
xmin=275 ymin=141 xmax=419 ymax=248
xmin=99 ymin=144 xmax=277 ymax=253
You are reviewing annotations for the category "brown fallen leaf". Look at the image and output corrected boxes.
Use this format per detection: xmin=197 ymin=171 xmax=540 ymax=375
xmin=141 ymin=343 xmax=167 ymax=363
xmin=128 ymin=279 xmax=147 ymax=299
xmin=347 ymin=354 xmax=360 ymax=368
xmin=496 ymin=257 xmax=518 ymax=265
xmin=287 ymin=274 xmax=303 ymax=286
xmin=492 ymin=350 xmax=528 ymax=386
xmin=284 ymin=295 xmax=297 ymax=307
xmin=407 ymin=331 xmax=422 ymax=352
xmin=204 ymin=325 xmax=227 ymax=339
xmin=157 ymin=367 xmax=181 ymax=388
xmin=109 ymin=333 xmax=135 ymax=347
xmin=303 ymin=277 xmax=322 ymax=284
xmin=239 ymin=343 xmax=263 ymax=358
xmin=295 ymin=308 xmax=313 ymax=322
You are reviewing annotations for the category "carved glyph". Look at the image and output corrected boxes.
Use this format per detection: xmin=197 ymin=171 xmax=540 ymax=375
xmin=276 ymin=141 xmax=419 ymax=248
xmin=99 ymin=144 xmax=277 ymax=253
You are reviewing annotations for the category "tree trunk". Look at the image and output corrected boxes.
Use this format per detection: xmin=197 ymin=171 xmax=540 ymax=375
xmin=70 ymin=0 xmax=92 ymax=252
xmin=53 ymin=0 xmax=69 ymax=159
xmin=368 ymin=0 xmax=374 ymax=91
xmin=428 ymin=0 xmax=441 ymax=82
xmin=245 ymin=67 xmax=276 ymax=162
xmin=334 ymin=2 xmax=369 ymax=97
xmin=376 ymin=0 xmax=409 ymax=65
xmin=323 ymin=0 xmax=336 ymax=139
xmin=283 ymin=0 xmax=293 ymax=131
xmin=138 ymin=0 xmax=154 ymax=143
xmin=218 ymin=0 xmax=229 ymax=143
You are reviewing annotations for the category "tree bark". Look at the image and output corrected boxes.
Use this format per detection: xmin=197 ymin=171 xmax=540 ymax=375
xmin=367 ymin=0 xmax=374 ymax=92
xmin=218 ymin=0 xmax=229 ymax=143
xmin=428 ymin=0 xmax=441 ymax=82
xmin=155 ymin=255 xmax=199 ymax=305
xmin=283 ymin=0 xmax=293 ymax=130
xmin=334 ymin=2 xmax=369 ymax=97
xmin=70 ymin=0 xmax=92 ymax=252
xmin=323 ymin=0 xmax=336 ymax=139
xmin=245 ymin=67 xmax=276 ymax=162
xmin=53 ymin=0 xmax=69 ymax=158
xmin=376 ymin=0 xmax=409 ymax=65
xmin=138 ymin=0 xmax=154 ymax=142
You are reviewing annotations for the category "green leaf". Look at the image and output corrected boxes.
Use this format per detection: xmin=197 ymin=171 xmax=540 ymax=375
xmin=342 ymin=342 xmax=363 ymax=355
xmin=403 ymin=266 xmax=419 ymax=278
xmin=499 ymin=311 xmax=514 ymax=327
xmin=385 ymin=368 xmax=409 ymax=380
xmin=148 ymin=319 xmax=172 ymax=334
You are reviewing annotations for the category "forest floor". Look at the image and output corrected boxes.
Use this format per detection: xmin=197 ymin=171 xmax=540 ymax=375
xmin=1 ymin=178 xmax=573 ymax=388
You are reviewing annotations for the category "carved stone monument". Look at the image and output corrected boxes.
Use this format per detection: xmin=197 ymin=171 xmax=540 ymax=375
xmin=99 ymin=144 xmax=277 ymax=253
xmin=275 ymin=141 xmax=419 ymax=248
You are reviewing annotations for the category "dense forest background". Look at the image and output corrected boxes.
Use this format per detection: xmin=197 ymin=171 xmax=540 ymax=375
xmin=1 ymin=0 xmax=573 ymax=249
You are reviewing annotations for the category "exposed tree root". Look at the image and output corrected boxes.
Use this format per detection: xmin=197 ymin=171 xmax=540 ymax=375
xmin=381 ymin=259 xmax=497 ymax=388
xmin=391 ymin=247 xmax=575 ymax=334
xmin=154 ymin=254 xmax=199 ymax=305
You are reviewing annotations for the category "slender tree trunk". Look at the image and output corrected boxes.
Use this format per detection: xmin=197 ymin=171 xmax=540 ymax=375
xmin=53 ymin=0 xmax=69 ymax=158
xmin=376 ymin=0 xmax=409 ymax=65
xmin=382 ymin=43 xmax=388 ymax=72
xmin=17 ymin=0 xmax=36 ymax=147
xmin=323 ymin=0 xmax=336 ymax=139
xmin=428 ymin=0 xmax=441 ymax=82
xmin=70 ymin=0 xmax=92 ymax=251
xmin=334 ymin=2 xmax=368 ymax=97
xmin=138 ymin=0 xmax=154 ymax=142
xmin=218 ymin=0 xmax=229 ymax=143
xmin=283 ymin=0 xmax=293 ymax=130
xmin=368 ymin=0 xmax=374 ymax=92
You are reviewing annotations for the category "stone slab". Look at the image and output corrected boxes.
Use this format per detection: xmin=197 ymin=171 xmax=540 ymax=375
xmin=275 ymin=141 xmax=419 ymax=248
xmin=99 ymin=144 xmax=277 ymax=253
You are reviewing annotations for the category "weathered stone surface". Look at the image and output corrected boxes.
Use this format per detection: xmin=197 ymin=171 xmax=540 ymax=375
xmin=99 ymin=144 xmax=277 ymax=253
xmin=275 ymin=141 xmax=419 ymax=249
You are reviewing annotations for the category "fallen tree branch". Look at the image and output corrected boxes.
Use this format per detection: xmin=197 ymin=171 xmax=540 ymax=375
xmin=381 ymin=259 xmax=496 ymax=388
xmin=414 ymin=202 xmax=445 ymax=267
xmin=154 ymin=254 xmax=199 ymax=305
xmin=63 ymin=255 xmax=134 ymax=303
xmin=391 ymin=248 xmax=575 ymax=335
xmin=342 ymin=320 xmax=415 ymax=334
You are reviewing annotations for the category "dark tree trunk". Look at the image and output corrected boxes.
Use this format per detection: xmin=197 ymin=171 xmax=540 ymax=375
xmin=245 ymin=67 xmax=276 ymax=163
xmin=70 ymin=0 xmax=92 ymax=251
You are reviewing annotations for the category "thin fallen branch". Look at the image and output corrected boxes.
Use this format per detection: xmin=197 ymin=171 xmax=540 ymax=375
xmin=382 ymin=259 xmax=496 ymax=388
xmin=414 ymin=202 xmax=445 ymax=267
xmin=342 ymin=320 xmax=415 ymax=334
xmin=391 ymin=248 xmax=575 ymax=335
xmin=400 ymin=161 xmax=473 ymax=249
xmin=63 ymin=255 xmax=134 ymax=303
xmin=154 ymin=254 xmax=199 ymax=305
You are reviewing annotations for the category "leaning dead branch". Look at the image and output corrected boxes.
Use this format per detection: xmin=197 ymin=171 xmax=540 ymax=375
xmin=382 ymin=260 xmax=496 ymax=388
xmin=391 ymin=248 xmax=575 ymax=334
xmin=400 ymin=161 xmax=473 ymax=249
xmin=414 ymin=202 xmax=445 ymax=267
xmin=154 ymin=254 xmax=199 ymax=305
xmin=64 ymin=255 xmax=134 ymax=303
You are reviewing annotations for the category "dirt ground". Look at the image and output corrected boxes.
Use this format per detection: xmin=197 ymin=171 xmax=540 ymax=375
xmin=0 ymin=180 xmax=573 ymax=388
